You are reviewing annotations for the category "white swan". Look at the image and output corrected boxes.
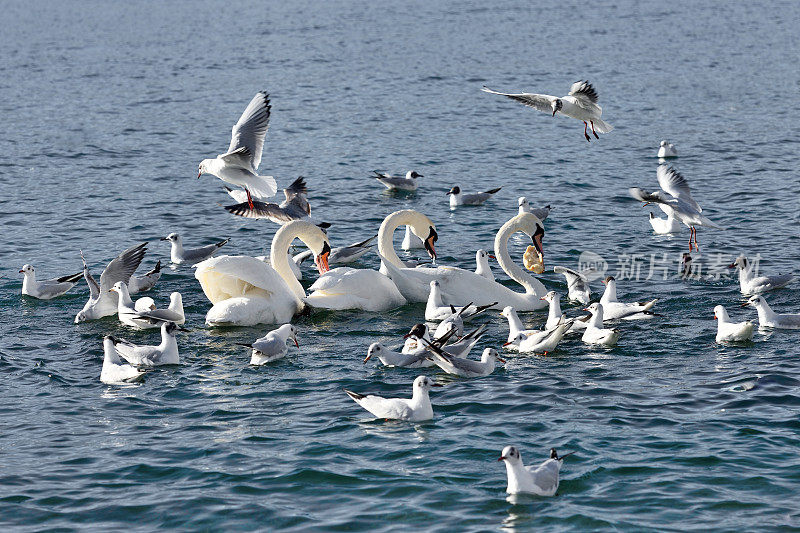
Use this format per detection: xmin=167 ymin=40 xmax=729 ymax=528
xmin=377 ymin=210 xmax=548 ymax=310
xmin=194 ymin=220 xmax=331 ymax=326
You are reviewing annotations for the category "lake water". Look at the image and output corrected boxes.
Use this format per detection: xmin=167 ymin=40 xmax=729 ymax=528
xmin=2 ymin=0 xmax=799 ymax=530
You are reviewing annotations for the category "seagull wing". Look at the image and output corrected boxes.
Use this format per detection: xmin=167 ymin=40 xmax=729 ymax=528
xmin=657 ymin=165 xmax=701 ymax=212
xmin=99 ymin=243 xmax=147 ymax=292
xmin=220 ymin=91 xmax=271 ymax=171
xmin=482 ymin=87 xmax=557 ymax=113
xmin=527 ymin=459 xmax=560 ymax=494
xmin=568 ymin=80 xmax=600 ymax=105
xmin=224 ymin=200 xmax=297 ymax=223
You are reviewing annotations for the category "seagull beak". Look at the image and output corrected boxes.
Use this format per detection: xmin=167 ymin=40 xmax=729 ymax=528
xmin=293 ymin=336 xmax=299 ymax=348
xmin=160 ymin=236 xmax=168 ymax=241
xmin=502 ymin=341 xmax=513 ymax=347
xmin=498 ymin=456 xmax=506 ymax=461
xmin=740 ymin=302 xmax=750 ymax=307
xmin=642 ymin=202 xmax=651 ymax=207
xmin=727 ymin=263 xmax=736 ymax=269
xmin=197 ymin=171 xmax=202 ymax=179
xmin=540 ymin=296 xmax=546 ymax=300
xmin=497 ymin=357 xmax=506 ymax=363
xmin=583 ymin=308 xmax=589 ymax=311
xmin=714 ymin=316 xmax=717 ymax=320
xmin=363 ymin=353 xmax=373 ymax=363
xmin=431 ymin=383 xmax=444 ymax=387
xmin=18 ymin=269 xmax=24 ymax=273
xmin=488 ymin=255 xmax=496 ymax=260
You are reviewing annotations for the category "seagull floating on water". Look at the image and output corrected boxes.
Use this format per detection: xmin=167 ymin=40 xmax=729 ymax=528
xmin=504 ymin=318 xmax=573 ymax=355
xmin=422 ymin=343 xmax=505 ymax=378
xmin=658 ymin=140 xmax=678 ymax=158
xmin=19 ymin=264 xmax=82 ymax=300
xmin=600 ymin=276 xmax=658 ymax=320
xmin=499 ymin=446 xmax=574 ymax=496
xmin=238 ymin=324 xmax=299 ymax=365
xmin=729 ymin=255 xmax=794 ymax=295
xmin=743 ymin=295 xmax=800 ymax=329
xmin=363 ymin=342 xmax=434 ymax=368
xmin=111 ymin=281 xmax=185 ymax=329
xmin=474 ymin=249 xmax=495 ymax=280
xmin=517 ymin=197 xmax=551 ymax=221
xmin=629 ymin=165 xmax=721 ymax=251
xmin=101 ymin=336 xmax=145 ymax=384
xmin=483 ymin=80 xmax=613 ymax=142
xmin=582 ymin=303 xmax=621 ymax=346
xmin=344 ymin=375 xmax=442 ymax=422
xmin=198 ymin=91 xmax=277 ymax=207
xmin=162 ymin=233 xmax=229 ymax=265
xmin=372 ymin=170 xmax=422 ymax=191
xmin=110 ymin=321 xmax=185 ymax=366
xmin=447 ymin=186 xmax=501 ymax=207
xmin=714 ymin=305 xmax=754 ymax=343
xmin=425 ymin=281 xmax=496 ymax=322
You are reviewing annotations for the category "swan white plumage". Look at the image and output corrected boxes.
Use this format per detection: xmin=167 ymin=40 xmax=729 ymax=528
xmin=377 ymin=210 xmax=548 ymax=310
xmin=194 ymin=221 xmax=330 ymax=326
xmin=304 ymin=262 xmax=406 ymax=312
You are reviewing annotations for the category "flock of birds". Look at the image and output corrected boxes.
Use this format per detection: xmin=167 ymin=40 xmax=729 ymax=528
xmin=19 ymin=81 xmax=798 ymax=496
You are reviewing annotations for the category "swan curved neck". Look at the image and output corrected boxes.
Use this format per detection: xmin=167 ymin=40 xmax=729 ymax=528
xmin=271 ymin=224 xmax=314 ymax=300
xmin=378 ymin=211 xmax=428 ymax=269
xmin=494 ymin=216 xmax=546 ymax=296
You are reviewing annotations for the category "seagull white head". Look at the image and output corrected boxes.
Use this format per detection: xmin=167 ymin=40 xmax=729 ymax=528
xmin=109 ymin=281 xmax=129 ymax=294
xmin=406 ymin=171 xmax=423 ymax=179
xmin=446 ymin=186 xmax=461 ymax=196
xmin=500 ymin=306 xmax=515 ymax=318
xmin=198 ymin=159 xmax=214 ymax=179
xmin=363 ymin=342 xmax=386 ymax=363
xmin=482 ymin=348 xmax=505 ymax=364
xmin=518 ymin=196 xmax=528 ymax=206
xmin=541 ymin=290 xmax=559 ymax=302
xmin=744 ymin=295 xmax=764 ymax=308
xmin=413 ymin=375 xmax=442 ymax=393
xmin=283 ymin=324 xmax=299 ymax=347
xmin=161 ymin=232 xmax=181 ymax=244
xmin=19 ymin=264 xmax=34 ymax=275
xmin=498 ymin=445 xmax=522 ymax=464
xmin=713 ymin=305 xmax=730 ymax=321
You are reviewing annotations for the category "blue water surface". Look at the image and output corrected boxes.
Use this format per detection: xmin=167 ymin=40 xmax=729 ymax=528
xmin=1 ymin=1 xmax=799 ymax=530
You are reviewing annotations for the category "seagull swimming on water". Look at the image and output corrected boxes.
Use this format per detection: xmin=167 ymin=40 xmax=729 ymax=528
xmin=629 ymin=165 xmax=721 ymax=251
xmin=372 ymin=170 xmax=423 ymax=191
xmin=161 ymin=233 xmax=229 ymax=265
xmin=482 ymin=81 xmax=613 ymax=142
xmin=344 ymin=375 xmax=442 ymax=422
xmin=198 ymin=91 xmax=278 ymax=207
xmin=19 ymin=264 xmax=83 ymax=300
xmin=498 ymin=446 xmax=574 ymax=496
xmin=110 ymin=321 xmax=185 ymax=366
xmin=447 ymin=185 xmax=501 ymax=207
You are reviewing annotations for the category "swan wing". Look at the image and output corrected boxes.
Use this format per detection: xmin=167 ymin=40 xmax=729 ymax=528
xmin=194 ymin=255 xmax=288 ymax=304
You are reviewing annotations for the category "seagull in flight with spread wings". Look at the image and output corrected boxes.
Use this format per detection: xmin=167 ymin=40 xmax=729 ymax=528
xmin=482 ymin=80 xmax=613 ymax=142
xmin=629 ymin=165 xmax=722 ymax=251
xmin=198 ymin=91 xmax=278 ymax=208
